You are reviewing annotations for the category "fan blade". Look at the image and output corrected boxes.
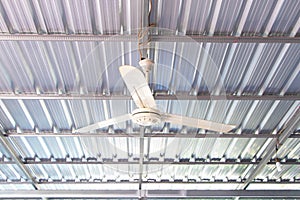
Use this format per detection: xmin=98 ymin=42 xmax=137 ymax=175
xmin=119 ymin=65 xmax=156 ymax=109
xmin=163 ymin=113 xmax=235 ymax=133
xmin=75 ymin=114 xmax=132 ymax=133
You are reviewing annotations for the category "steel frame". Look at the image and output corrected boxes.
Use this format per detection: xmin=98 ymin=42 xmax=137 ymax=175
xmin=0 ymin=189 xmax=299 ymax=198
xmin=16 ymin=160 xmax=300 ymax=165
xmin=0 ymin=34 xmax=299 ymax=43
xmin=5 ymin=131 xmax=300 ymax=138
xmin=0 ymin=130 xmax=39 ymax=190
xmin=0 ymin=1 xmax=299 ymax=199
xmin=241 ymin=107 xmax=300 ymax=189
xmin=0 ymin=93 xmax=299 ymax=100
xmin=1 ymin=180 xmax=299 ymax=185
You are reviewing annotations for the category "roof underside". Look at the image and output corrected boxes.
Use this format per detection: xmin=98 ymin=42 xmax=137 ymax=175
xmin=0 ymin=0 xmax=299 ymax=199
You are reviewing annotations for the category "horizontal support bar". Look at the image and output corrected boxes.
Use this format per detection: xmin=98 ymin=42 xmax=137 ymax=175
xmin=0 ymin=180 xmax=242 ymax=185
xmin=0 ymin=131 xmax=39 ymax=189
xmin=155 ymin=35 xmax=300 ymax=43
xmin=5 ymin=131 xmax=300 ymax=138
xmin=20 ymin=160 xmax=299 ymax=165
xmin=0 ymin=34 xmax=299 ymax=43
xmin=0 ymin=178 xmax=300 ymax=185
xmin=0 ymin=189 xmax=300 ymax=198
xmin=1 ymin=180 xmax=299 ymax=185
xmin=0 ymin=93 xmax=299 ymax=100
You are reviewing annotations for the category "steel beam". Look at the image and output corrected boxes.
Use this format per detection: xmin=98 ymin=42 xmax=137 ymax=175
xmin=0 ymin=93 xmax=299 ymax=100
xmin=147 ymin=189 xmax=300 ymax=198
xmin=0 ymin=189 xmax=299 ymax=198
xmin=0 ymin=34 xmax=299 ymax=43
xmin=241 ymin=107 xmax=300 ymax=189
xmin=0 ymin=130 xmax=39 ymax=190
xmin=138 ymin=127 xmax=145 ymax=190
xmin=5 ymin=131 xmax=300 ymax=138
xmin=1 ymin=180 xmax=299 ymax=185
xmin=19 ymin=160 xmax=300 ymax=165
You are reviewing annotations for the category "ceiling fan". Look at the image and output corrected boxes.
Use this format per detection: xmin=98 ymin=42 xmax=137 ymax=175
xmin=75 ymin=59 xmax=235 ymax=133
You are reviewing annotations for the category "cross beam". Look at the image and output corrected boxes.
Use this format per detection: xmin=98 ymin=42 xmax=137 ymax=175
xmin=5 ymin=132 xmax=300 ymax=138
xmin=16 ymin=160 xmax=300 ymax=165
xmin=0 ymin=93 xmax=299 ymax=101
xmin=0 ymin=189 xmax=299 ymax=198
xmin=0 ymin=130 xmax=39 ymax=190
xmin=241 ymin=107 xmax=300 ymax=189
xmin=0 ymin=34 xmax=299 ymax=43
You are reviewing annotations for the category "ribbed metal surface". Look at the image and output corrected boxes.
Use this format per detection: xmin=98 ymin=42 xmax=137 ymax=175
xmin=38 ymin=183 xmax=138 ymax=190
xmin=0 ymin=99 xmax=297 ymax=133
xmin=2 ymin=100 xmax=33 ymax=130
xmin=256 ymin=164 xmax=300 ymax=181
xmin=214 ymin=0 xmax=244 ymax=35
xmin=0 ymin=184 xmax=34 ymax=190
xmin=277 ymin=138 xmax=300 ymax=159
xmin=0 ymin=0 xmax=298 ymax=36
xmin=0 ymin=143 xmax=10 ymax=159
xmin=145 ymin=164 xmax=248 ymax=181
xmin=27 ymin=164 xmax=140 ymax=181
xmin=265 ymin=44 xmax=300 ymax=94
xmin=0 ymin=0 xmax=146 ymax=35
xmin=0 ymin=0 xmax=299 ymax=195
xmin=0 ymin=40 xmax=142 ymax=93
xmin=0 ymin=41 xmax=298 ymax=95
xmin=0 ymin=164 xmax=26 ymax=180
xmin=270 ymin=0 xmax=300 ymax=35
xmin=0 ymin=104 xmax=14 ymax=130
xmin=154 ymin=0 xmax=300 ymax=36
xmin=45 ymin=100 xmax=72 ymax=130
xmin=10 ymin=136 xmax=141 ymax=161
xmin=242 ymin=0 xmax=276 ymax=35
xmin=146 ymin=137 xmax=267 ymax=161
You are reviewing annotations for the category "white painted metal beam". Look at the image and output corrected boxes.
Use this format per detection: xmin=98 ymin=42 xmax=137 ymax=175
xmin=241 ymin=106 xmax=300 ymax=189
xmin=5 ymin=131 xmax=300 ymax=138
xmin=0 ymin=189 xmax=299 ymax=198
xmin=0 ymin=93 xmax=299 ymax=100
xmin=0 ymin=34 xmax=299 ymax=43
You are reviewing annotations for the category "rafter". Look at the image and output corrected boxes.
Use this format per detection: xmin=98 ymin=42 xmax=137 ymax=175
xmin=0 ymin=130 xmax=39 ymax=190
xmin=0 ymin=189 xmax=297 ymax=198
xmin=0 ymin=34 xmax=299 ymax=43
xmin=0 ymin=93 xmax=299 ymax=100
xmin=241 ymin=107 xmax=300 ymax=189
xmin=5 ymin=131 xmax=300 ymax=138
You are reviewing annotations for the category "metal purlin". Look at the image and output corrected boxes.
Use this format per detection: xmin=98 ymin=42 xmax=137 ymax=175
xmin=0 ymin=128 xmax=39 ymax=190
xmin=241 ymin=106 xmax=300 ymax=189
xmin=0 ymin=34 xmax=299 ymax=43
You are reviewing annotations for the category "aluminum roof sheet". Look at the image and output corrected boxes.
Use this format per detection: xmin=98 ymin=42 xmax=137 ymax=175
xmin=153 ymin=0 xmax=300 ymax=36
xmin=145 ymin=164 xmax=249 ymax=181
xmin=0 ymin=0 xmax=299 ymax=196
xmin=0 ymin=0 xmax=299 ymax=36
xmin=0 ymin=143 xmax=10 ymax=159
xmin=27 ymin=164 xmax=140 ymax=181
xmin=0 ymin=41 xmax=298 ymax=95
xmin=38 ymin=183 xmax=138 ymax=190
xmin=0 ymin=99 xmax=298 ymax=133
xmin=0 ymin=164 xmax=26 ymax=180
xmin=0 ymin=184 xmax=34 ymax=191
xmin=0 ymin=0 xmax=144 ymax=35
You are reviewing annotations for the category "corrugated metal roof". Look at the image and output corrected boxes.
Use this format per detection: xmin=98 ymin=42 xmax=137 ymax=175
xmin=0 ymin=99 xmax=297 ymax=132
xmin=0 ymin=0 xmax=299 ymax=198
xmin=0 ymin=0 xmax=299 ymax=36
xmin=154 ymin=0 xmax=300 ymax=36
xmin=0 ymin=41 xmax=298 ymax=96
xmin=0 ymin=184 xmax=34 ymax=191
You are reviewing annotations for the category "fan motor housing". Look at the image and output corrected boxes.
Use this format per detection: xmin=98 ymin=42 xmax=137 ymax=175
xmin=132 ymin=108 xmax=161 ymax=126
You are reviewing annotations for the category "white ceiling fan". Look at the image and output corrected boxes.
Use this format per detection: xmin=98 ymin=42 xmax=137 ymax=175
xmin=75 ymin=59 xmax=235 ymax=133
